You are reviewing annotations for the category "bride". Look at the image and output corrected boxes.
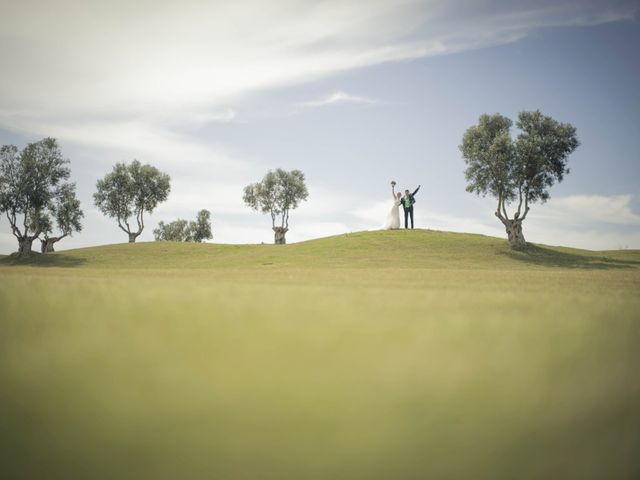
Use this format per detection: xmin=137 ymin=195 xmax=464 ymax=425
xmin=383 ymin=181 xmax=401 ymax=230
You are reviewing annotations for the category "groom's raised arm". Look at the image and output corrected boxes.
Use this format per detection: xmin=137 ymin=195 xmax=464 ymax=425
xmin=413 ymin=185 xmax=421 ymax=196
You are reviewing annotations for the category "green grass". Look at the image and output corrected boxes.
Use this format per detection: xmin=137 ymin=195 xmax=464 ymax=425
xmin=1 ymin=229 xmax=639 ymax=479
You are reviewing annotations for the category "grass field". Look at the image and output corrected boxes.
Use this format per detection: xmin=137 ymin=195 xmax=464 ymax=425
xmin=1 ymin=229 xmax=639 ymax=479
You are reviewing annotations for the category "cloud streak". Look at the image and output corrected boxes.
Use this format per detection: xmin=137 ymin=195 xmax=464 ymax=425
xmin=295 ymin=91 xmax=380 ymax=109
xmin=1 ymin=1 xmax=636 ymax=121
xmin=537 ymin=194 xmax=640 ymax=226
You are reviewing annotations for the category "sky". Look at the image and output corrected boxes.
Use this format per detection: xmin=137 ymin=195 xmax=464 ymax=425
xmin=1 ymin=0 xmax=639 ymax=252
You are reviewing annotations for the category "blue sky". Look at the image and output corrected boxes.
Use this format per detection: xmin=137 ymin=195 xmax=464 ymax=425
xmin=1 ymin=0 xmax=639 ymax=252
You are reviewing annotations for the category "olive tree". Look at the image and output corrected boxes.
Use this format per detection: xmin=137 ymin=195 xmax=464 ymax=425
xmin=94 ymin=160 xmax=170 ymax=243
xmin=154 ymin=209 xmax=213 ymax=242
xmin=243 ymin=168 xmax=308 ymax=244
xmin=460 ymin=110 xmax=579 ymax=249
xmin=0 ymin=138 xmax=80 ymax=255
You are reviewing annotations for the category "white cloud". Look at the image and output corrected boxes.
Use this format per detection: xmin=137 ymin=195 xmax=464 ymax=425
xmin=1 ymin=1 xmax=635 ymax=122
xmin=535 ymin=194 xmax=640 ymax=226
xmin=525 ymin=226 xmax=640 ymax=251
xmin=1 ymin=0 xmax=635 ymax=171
xmin=520 ymin=194 xmax=640 ymax=250
xmin=295 ymin=91 xmax=379 ymax=109
xmin=184 ymin=109 xmax=239 ymax=125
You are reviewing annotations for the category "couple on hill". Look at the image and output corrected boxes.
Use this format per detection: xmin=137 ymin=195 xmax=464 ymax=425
xmin=383 ymin=181 xmax=421 ymax=230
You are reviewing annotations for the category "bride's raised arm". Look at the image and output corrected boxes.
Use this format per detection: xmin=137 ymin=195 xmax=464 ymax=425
xmin=391 ymin=184 xmax=396 ymax=199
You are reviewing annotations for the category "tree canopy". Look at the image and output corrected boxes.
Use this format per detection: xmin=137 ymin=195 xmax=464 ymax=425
xmin=94 ymin=160 xmax=170 ymax=243
xmin=460 ymin=110 xmax=579 ymax=249
xmin=243 ymin=168 xmax=308 ymax=244
xmin=0 ymin=138 xmax=82 ymax=254
xmin=154 ymin=209 xmax=213 ymax=242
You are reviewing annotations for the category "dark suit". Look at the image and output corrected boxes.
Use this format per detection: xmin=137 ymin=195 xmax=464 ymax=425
xmin=402 ymin=186 xmax=420 ymax=229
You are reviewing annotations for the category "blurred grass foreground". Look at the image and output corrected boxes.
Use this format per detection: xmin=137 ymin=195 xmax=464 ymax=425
xmin=1 ymin=230 xmax=639 ymax=479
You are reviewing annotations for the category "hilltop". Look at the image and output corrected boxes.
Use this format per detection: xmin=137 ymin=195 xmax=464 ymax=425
xmin=1 ymin=229 xmax=638 ymax=270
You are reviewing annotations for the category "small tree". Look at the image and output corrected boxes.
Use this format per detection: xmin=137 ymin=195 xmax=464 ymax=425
xmin=191 ymin=209 xmax=213 ymax=242
xmin=243 ymin=168 xmax=308 ymax=244
xmin=460 ymin=110 xmax=579 ymax=249
xmin=94 ymin=160 xmax=170 ymax=243
xmin=0 ymin=138 xmax=77 ymax=255
xmin=40 ymin=183 xmax=84 ymax=253
xmin=154 ymin=209 xmax=213 ymax=242
xmin=154 ymin=219 xmax=190 ymax=242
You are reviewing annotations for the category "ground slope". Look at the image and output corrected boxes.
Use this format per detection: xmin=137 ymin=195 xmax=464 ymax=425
xmin=1 ymin=229 xmax=639 ymax=270
xmin=1 ymin=230 xmax=639 ymax=480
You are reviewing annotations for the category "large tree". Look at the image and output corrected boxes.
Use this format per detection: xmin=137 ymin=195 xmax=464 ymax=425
xmin=40 ymin=183 xmax=84 ymax=253
xmin=94 ymin=160 xmax=170 ymax=243
xmin=154 ymin=209 xmax=213 ymax=242
xmin=243 ymin=168 xmax=308 ymax=244
xmin=0 ymin=138 xmax=79 ymax=255
xmin=460 ymin=110 xmax=579 ymax=249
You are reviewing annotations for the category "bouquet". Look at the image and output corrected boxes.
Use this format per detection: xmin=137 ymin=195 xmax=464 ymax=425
xmin=390 ymin=180 xmax=396 ymax=186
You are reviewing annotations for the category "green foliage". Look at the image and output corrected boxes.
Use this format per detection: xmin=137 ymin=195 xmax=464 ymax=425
xmin=38 ymin=183 xmax=84 ymax=239
xmin=192 ymin=209 xmax=213 ymax=242
xmin=52 ymin=183 xmax=84 ymax=236
xmin=0 ymin=138 xmax=81 ymax=252
xmin=460 ymin=110 xmax=579 ymax=220
xmin=460 ymin=114 xmax=516 ymax=201
xmin=154 ymin=219 xmax=190 ymax=242
xmin=243 ymin=168 xmax=308 ymax=230
xmin=515 ymin=110 xmax=580 ymax=203
xmin=154 ymin=209 xmax=213 ymax=242
xmin=94 ymin=160 xmax=170 ymax=241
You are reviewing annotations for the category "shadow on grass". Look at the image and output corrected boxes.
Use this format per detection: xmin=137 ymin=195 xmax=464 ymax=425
xmin=0 ymin=252 xmax=87 ymax=268
xmin=500 ymin=244 xmax=640 ymax=270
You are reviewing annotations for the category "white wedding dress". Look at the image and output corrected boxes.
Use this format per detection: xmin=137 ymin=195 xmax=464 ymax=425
xmin=383 ymin=196 xmax=401 ymax=230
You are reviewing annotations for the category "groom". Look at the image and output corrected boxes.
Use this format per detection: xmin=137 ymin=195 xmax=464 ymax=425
xmin=402 ymin=185 xmax=421 ymax=229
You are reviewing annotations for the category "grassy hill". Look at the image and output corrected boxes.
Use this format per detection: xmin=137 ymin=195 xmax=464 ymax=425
xmin=2 ymin=229 xmax=639 ymax=270
xmin=1 ymin=230 xmax=639 ymax=479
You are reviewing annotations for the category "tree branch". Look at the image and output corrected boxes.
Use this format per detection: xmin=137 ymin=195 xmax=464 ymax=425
xmin=136 ymin=206 xmax=144 ymax=235
xmin=501 ymin=197 xmax=510 ymax=221
xmin=29 ymin=226 xmax=42 ymax=242
xmin=520 ymin=195 xmax=531 ymax=221
xmin=6 ymin=211 xmax=21 ymax=239
xmin=515 ymin=186 xmax=523 ymax=219
xmin=117 ymin=217 xmax=131 ymax=234
xmin=495 ymin=195 xmax=504 ymax=220
xmin=21 ymin=204 xmax=29 ymax=238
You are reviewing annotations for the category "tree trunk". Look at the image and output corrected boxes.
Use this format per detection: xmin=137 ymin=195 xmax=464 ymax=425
xmin=41 ymin=238 xmax=58 ymax=253
xmin=128 ymin=233 xmax=138 ymax=243
xmin=504 ymin=219 xmax=527 ymax=250
xmin=17 ymin=237 xmax=34 ymax=255
xmin=273 ymin=227 xmax=288 ymax=245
